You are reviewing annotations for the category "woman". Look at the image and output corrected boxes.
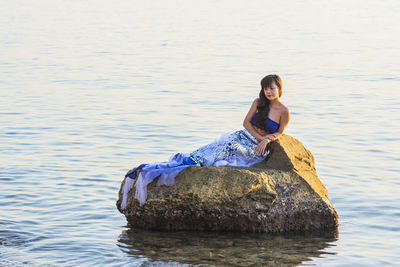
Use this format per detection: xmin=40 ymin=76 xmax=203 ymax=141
xmin=121 ymin=74 xmax=290 ymax=209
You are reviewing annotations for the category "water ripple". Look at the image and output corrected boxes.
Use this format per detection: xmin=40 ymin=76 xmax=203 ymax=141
xmin=1 ymin=0 xmax=400 ymax=266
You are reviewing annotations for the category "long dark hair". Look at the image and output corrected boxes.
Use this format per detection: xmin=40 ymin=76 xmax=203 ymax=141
xmin=255 ymin=74 xmax=282 ymax=132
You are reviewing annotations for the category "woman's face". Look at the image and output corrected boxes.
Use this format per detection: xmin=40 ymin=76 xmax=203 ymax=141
xmin=263 ymin=81 xmax=280 ymax=100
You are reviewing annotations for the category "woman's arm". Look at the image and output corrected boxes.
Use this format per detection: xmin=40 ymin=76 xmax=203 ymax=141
xmin=243 ymin=98 xmax=265 ymax=141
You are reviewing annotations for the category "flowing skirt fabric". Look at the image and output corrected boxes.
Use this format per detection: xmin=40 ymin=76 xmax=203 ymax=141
xmin=189 ymin=128 xmax=266 ymax=167
xmin=121 ymin=129 xmax=266 ymax=209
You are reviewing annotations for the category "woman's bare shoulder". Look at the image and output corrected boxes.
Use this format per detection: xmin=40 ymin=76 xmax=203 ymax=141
xmin=248 ymin=98 xmax=259 ymax=114
xmin=279 ymin=102 xmax=290 ymax=114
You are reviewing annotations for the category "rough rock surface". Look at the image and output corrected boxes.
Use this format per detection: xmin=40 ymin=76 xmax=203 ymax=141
xmin=116 ymin=134 xmax=338 ymax=232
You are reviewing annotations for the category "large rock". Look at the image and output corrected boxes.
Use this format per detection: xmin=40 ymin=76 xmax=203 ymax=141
xmin=116 ymin=134 xmax=338 ymax=232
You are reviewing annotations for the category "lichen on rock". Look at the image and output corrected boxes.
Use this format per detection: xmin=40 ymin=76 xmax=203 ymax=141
xmin=116 ymin=134 xmax=338 ymax=233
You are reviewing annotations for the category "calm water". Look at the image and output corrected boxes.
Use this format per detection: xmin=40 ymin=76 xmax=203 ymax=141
xmin=1 ymin=0 xmax=400 ymax=266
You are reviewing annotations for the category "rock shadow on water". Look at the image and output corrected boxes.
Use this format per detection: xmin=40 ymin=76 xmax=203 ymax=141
xmin=117 ymin=227 xmax=338 ymax=266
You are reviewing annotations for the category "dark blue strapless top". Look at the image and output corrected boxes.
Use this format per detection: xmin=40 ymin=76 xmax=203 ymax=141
xmin=250 ymin=113 xmax=280 ymax=133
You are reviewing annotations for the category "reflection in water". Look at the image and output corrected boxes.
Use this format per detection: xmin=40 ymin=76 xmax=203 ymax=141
xmin=118 ymin=227 xmax=338 ymax=266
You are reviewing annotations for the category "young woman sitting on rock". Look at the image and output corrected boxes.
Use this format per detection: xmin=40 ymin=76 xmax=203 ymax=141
xmin=121 ymin=74 xmax=290 ymax=208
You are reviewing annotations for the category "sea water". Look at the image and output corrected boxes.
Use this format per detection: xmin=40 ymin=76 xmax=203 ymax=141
xmin=1 ymin=0 xmax=399 ymax=266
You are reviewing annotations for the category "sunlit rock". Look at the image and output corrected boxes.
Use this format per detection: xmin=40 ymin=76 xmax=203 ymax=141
xmin=116 ymin=134 xmax=338 ymax=232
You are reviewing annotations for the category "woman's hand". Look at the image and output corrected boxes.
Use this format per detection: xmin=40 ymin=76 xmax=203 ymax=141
xmin=255 ymin=134 xmax=277 ymax=156
xmin=255 ymin=139 xmax=270 ymax=156
xmin=264 ymin=134 xmax=276 ymax=142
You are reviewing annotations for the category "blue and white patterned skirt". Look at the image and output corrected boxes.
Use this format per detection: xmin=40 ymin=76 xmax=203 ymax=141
xmin=190 ymin=128 xmax=266 ymax=167
xmin=121 ymin=129 xmax=267 ymax=209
